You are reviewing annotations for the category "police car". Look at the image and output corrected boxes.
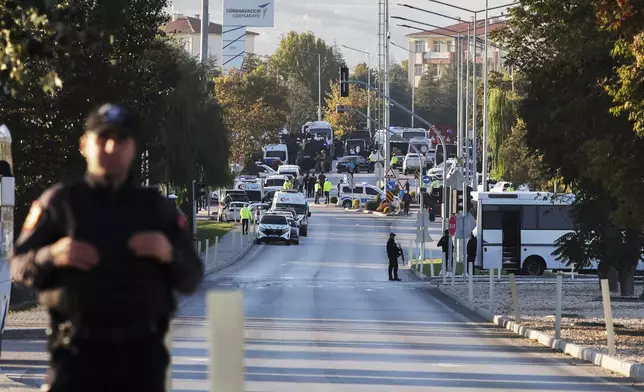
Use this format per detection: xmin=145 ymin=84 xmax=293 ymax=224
xmin=256 ymin=212 xmax=292 ymax=245
xmin=277 ymin=164 xmax=301 ymax=179
xmin=337 ymin=182 xmax=398 ymax=208
xmin=234 ymin=176 xmax=263 ymax=203
xmin=271 ymin=190 xmax=310 ymax=236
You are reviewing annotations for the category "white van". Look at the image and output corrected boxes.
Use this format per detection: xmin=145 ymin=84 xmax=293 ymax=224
xmin=263 ymin=175 xmax=289 ymax=193
xmin=234 ymin=176 xmax=263 ymax=203
xmin=277 ymin=164 xmax=301 ymax=179
xmin=337 ymin=182 xmax=396 ymax=208
xmin=264 ymin=144 xmax=289 ymax=164
xmin=271 ymin=190 xmax=310 ymax=236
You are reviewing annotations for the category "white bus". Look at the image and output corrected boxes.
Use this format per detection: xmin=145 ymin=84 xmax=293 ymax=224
xmin=473 ymin=191 xmax=575 ymax=275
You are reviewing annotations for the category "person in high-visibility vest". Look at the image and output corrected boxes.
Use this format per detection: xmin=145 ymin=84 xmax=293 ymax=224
xmin=314 ymin=182 xmax=322 ymax=204
xmin=323 ymin=179 xmax=332 ymax=204
xmin=283 ymin=179 xmax=292 ymax=190
xmin=239 ymin=204 xmax=252 ymax=235
xmin=390 ymin=155 xmax=398 ymax=167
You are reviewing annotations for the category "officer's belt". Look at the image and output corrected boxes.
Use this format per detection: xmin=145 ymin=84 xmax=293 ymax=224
xmin=54 ymin=318 xmax=165 ymax=343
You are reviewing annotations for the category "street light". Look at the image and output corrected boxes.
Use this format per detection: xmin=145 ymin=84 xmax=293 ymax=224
xmin=341 ymin=45 xmax=372 ymax=131
xmin=297 ymin=50 xmax=322 ymax=121
xmin=389 ymin=41 xmax=417 ymax=127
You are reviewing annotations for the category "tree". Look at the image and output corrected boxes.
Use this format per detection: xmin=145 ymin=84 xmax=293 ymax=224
xmin=214 ymin=67 xmax=289 ymax=164
xmin=414 ymin=64 xmax=457 ymax=128
xmin=594 ymin=0 xmax=644 ymax=134
xmin=285 ymin=78 xmax=316 ymax=133
xmin=389 ymin=62 xmax=414 ymax=127
xmin=496 ymin=0 xmax=644 ymax=295
xmin=323 ymin=82 xmax=371 ymax=138
xmin=498 ymin=119 xmax=547 ymax=189
xmin=270 ymin=31 xmax=345 ymax=113
xmin=488 ymin=87 xmax=516 ymax=179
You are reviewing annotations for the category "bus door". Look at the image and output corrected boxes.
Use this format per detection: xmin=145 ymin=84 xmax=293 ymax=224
xmin=500 ymin=206 xmax=521 ymax=270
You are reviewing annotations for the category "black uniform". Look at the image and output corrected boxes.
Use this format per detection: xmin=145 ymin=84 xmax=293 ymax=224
xmin=386 ymin=237 xmax=401 ymax=281
xmin=9 ymin=176 xmax=204 ymax=392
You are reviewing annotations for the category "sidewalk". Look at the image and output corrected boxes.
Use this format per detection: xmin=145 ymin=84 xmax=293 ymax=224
xmin=4 ymin=221 xmax=256 ymax=337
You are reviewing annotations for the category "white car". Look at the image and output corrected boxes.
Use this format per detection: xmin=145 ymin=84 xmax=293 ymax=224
xmin=271 ymin=190 xmax=310 ymax=236
xmin=277 ymin=164 xmax=301 ymax=179
xmin=221 ymin=202 xmax=249 ymax=222
xmin=256 ymin=213 xmax=291 ymax=245
xmin=263 ymin=175 xmax=289 ymax=193
xmin=402 ymin=153 xmax=422 ymax=174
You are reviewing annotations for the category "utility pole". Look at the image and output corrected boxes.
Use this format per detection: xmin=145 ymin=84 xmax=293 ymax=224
xmin=482 ymin=0 xmax=489 ymax=191
xmin=384 ymin=0 xmax=391 ymax=177
xmin=318 ymin=54 xmax=322 ymax=121
xmin=200 ymin=0 xmax=208 ymax=63
xmin=471 ymin=14 xmax=478 ymax=190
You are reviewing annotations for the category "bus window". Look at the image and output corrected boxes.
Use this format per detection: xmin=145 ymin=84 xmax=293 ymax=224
xmin=537 ymin=206 xmax=573 ymax=230
xmin=521 ymin=206 xmax=538 ymax=229
xmin=482 ymin=205 xmax=503 ymax=229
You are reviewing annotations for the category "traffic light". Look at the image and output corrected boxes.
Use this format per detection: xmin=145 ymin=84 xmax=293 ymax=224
xmin=194 ymin=182 xmax=206 ymax=198
xmin=340 ymin=66 xmax=349 ymax=97
xmin=465 ymin=185 xmax=473 ymax=211
xmin=451 ymin=188 xmax=464 ymax=213
xmin=436 ymin=186 xmax=443 ymax=204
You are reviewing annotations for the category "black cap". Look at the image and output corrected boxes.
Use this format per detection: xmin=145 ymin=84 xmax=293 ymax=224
xmin=85 ymin=103 xmax=136 ymax=138
xmin=390 ymin=232 xmax=396 ymax=237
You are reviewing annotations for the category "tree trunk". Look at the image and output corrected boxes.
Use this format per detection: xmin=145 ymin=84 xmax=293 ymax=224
xmin=597 ymin=261 xmax=619 ymax=293
xmin=619 ymin=269 xmax=635 ymax=297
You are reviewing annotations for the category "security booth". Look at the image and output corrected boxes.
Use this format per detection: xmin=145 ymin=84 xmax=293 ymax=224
xmin=0 ymin=124 xmax=14 ymax=351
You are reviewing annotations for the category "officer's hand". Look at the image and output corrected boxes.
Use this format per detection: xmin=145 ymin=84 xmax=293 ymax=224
xmin=128 ymin=232 xmax=173 ymax=264
xmin=50 ymin=237 xmax=99 ymax=271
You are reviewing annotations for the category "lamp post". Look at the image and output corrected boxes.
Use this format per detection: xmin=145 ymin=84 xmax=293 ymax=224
xmin=341 ymin=45 xmax=372 ymax=131
xmin=298 ymin=50 xmax=322 ymax=121
xmin=389 ymin=41 xmax=418 ymax=128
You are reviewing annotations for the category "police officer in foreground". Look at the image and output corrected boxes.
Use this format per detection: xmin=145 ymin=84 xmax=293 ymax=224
xmin=9 ymin=103 xmax=204 ymax=392
xmin=386 ymin=233 xmax=402 ymax=281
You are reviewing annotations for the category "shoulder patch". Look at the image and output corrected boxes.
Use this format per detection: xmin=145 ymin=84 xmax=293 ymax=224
xmin=23 ymin=201 xmax=43 ymax=230
xmin=177 ymin=212 xmax=188 ymax=232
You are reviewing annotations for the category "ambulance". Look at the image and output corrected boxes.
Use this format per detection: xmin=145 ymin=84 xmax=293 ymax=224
xmin=234 ymin=176 xmax=263 ymax=203
xmin=271 ymin=190 xmax=310 ymax=236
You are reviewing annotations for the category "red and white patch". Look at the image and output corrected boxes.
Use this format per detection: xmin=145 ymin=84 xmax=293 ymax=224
xmin=177 ymin=213 xmax=188 ymax=231
xmin=23 ymin=202 xmax=43 ymax=231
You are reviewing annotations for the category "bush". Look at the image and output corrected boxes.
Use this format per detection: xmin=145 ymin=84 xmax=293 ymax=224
xmin=330 ymin=196 xmax=338 ymax=204
xmin=410 ymin=191 xmax=416 ymax=198
xmin=377 ymin=201 xmax=389 ymax=212
xmin=365 ymin=200 xmax=378 ymax=211
xmin=375 ymin=194 xmax=382 ymax=205
xmin=383 ymin=207 xmax=390 ymax=214
xmin=352 ymin=199 xmax=360 ymax=209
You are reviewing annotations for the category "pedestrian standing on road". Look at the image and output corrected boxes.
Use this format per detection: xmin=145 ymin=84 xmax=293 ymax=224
xmin=386 ymin=233 xmax=402 ymax=281
xmin=323 ymin=179 xmax=332 ymax=204
xmin=314 ymin=182 xmax=322 ymax=204
xmin=239 ymin=204 xmax=252 ymax=235
xmin=318 ymin=172 xmax=326 ymax=187
xmin=467 ymin=233 xmax=477 ymax=275
xmin=437 ymin=229 xmax=451 ymax=272
xmin=299 ymin=174 xmax=307 ymax=193
xmin=402 ymin=191 xmax=412 ymax=215
xmin=9 ymin=103 xmax=204 ymax=392
xmin=307 ymin=175 xmax=314 ymax=197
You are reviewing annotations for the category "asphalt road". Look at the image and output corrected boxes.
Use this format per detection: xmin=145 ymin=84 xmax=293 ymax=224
xmin=1 ymin=173 xmax=642 ymax=391
xmin=171 ymin=201 xmax=644 ymax=392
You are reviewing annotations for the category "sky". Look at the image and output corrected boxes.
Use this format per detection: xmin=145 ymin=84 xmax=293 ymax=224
xmin=169 ymin=0 xmax=510 ymax=68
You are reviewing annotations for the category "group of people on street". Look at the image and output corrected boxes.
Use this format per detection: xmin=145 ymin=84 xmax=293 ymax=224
xmin=298 ymin=172 xmax=332 ymax=204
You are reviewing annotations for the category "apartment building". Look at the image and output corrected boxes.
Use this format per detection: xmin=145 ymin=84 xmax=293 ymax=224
xmin=405 ymin=16 xmax=507 ymax=87
xmin=163 ymin=14 xmax=258 ymax=66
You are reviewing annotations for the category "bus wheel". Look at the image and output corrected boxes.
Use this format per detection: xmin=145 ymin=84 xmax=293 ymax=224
xmin=522 ymin=256 xmax=546 ymax=276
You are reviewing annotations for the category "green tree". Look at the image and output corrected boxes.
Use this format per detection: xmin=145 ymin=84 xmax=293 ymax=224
xmin=270 ymin=31 xmax=345 ymax=113
xmin=594 ymin=0 xmax=644 ymax=134
xmin=285 ymin=78 xmax=316 ymax=133
xmin=414 ymin=64 xmax=457 ymax=128
xmin=488 ymin=87 xmax=516 ymax=179
xmin=324 ymin=82 xmax=371 ymax=138
xmin=215 ymin=67 xmax=289 ymax=164
xmin=497 ymin=119 xmax=547 ymax=189
xmin=497 ymin=0 xmax=644 ymax=295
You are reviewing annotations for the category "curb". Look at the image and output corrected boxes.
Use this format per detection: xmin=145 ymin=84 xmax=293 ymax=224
xmin=436 ymin=286 xmax=644 ymax=382
xmin=343 ymin=207 xmax=392 ymax=217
